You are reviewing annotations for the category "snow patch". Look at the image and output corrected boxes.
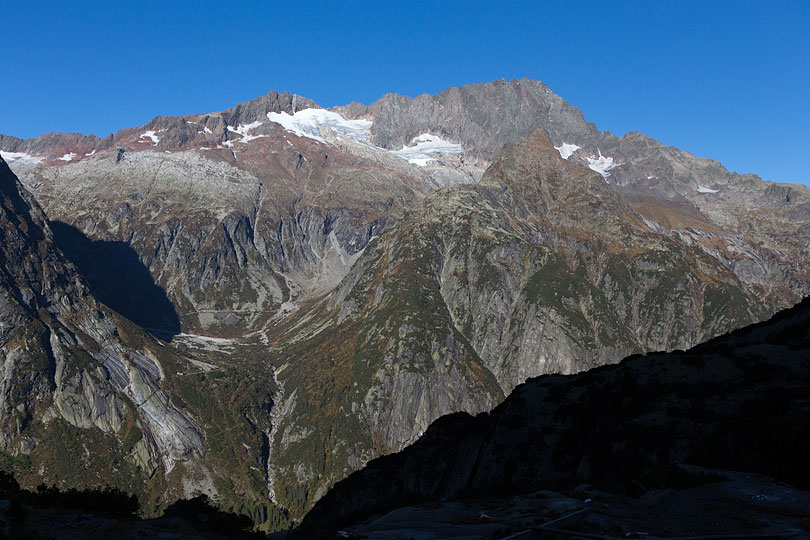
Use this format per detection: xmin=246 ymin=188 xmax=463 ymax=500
xmin=586 ymin=150 xmax=619 ymax=179
xmin=697 ymin=185 xmax=720 ymax=193
xmin=57 ymin=152 xmax=77 ymax=162
xmin=139 ymin=131 xmax=161 ymax=145
xmin=554 ymin=142 xmax=580 ymax=160
xmin=177 ymin=333 xmax=233 ymax=345
xmin=392 ymin=133 xmax=463 ymax=166
xmin=204 ymin=127 xmax=213 ymax=134
xmin=267 ymin=108 xmax=372 ymax=143
xmin=1 ymin=151 xmax=43 ymax=164
xmin=227 ymin=121 xmax=265 ymax=144
xmin=85 ymin=149 xmax=97 ymax=156
xmin=172 ymin=333 xmax=234 ymax=353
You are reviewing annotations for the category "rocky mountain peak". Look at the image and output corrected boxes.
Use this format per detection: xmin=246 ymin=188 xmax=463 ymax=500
xmin=478 ymin=128 xmax=626 ymax=219
xmin=221 ymin=89 xmax=319 ymax=126
xmin=335 ymin=78 xmax=598 ymax=162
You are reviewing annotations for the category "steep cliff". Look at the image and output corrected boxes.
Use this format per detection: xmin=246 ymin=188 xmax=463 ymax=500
xmin=0 ymin=156 xmax=287 ymax=528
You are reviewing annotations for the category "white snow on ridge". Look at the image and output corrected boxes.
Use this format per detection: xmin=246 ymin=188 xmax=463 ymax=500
xmin=176 ymin=332 xmax=233 ymax=344
xmin=586 ymin=150 xmax=619 ymax=179
xmin=550 ymin=143 xmax=619 ymax=180
xmin=85 ymin=149 xmax=97 ymax=157
xmin=227 ymin=121 xmax=265 ymax=144
xmin=1 ymin=151 xmax=43 ymax=164
xmin=267 ymin=109 xmax=372 ymax=143
xmin=697 ymin=185 xmax=720 ymax=193
xmin=58 ymin=152 xmax=77 ymax=162
xmin=173 ymin=332 xmax=234 ymax=353
xmin=139 ymin=131 xmax=161 ymax=145
xmin=392 ymin=134 xmax=463 ymax=166
xmin=554 ymin=142 xmax=580 ymax=160
xmin=267 ymin=109 xmax=465 ymax=166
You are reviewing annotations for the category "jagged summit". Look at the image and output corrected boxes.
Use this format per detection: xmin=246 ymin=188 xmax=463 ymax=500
xmin=478 ymin=128 xmax=624 ymax=216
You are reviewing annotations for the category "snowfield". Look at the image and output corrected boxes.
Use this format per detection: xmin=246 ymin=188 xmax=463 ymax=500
xmin=227 ymin=121 xmax=265 ymax=144
xmin=586 ymin=151 xmax=619 ymax=179
xmin=140 ymin=131 xmax=161 ymax=145
xmin=554 ymin=142 xmax=580 ymax=160
xmin=552 ymin=143 xmax=619 ymax=180
xmin=267 ymin=109 xmax=372 ymax=143
xmin=392 ymin=134 xmax=464 ymax=166
xmin=1 ymin=151 xmax=43 ymax=164
xmin=267 ymin=108 xmax=465 ymax=166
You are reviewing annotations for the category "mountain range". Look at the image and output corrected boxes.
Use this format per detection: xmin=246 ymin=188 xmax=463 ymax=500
xmin=1 ymin=78 xmax=808 ymax=531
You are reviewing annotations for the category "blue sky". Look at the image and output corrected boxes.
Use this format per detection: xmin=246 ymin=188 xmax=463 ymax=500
xmin=2 ymin=1 xmax=808 ymax=185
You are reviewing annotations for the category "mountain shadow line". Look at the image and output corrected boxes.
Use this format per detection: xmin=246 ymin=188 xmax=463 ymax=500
xmin=49 ymin=221 xmax=180 ymax=336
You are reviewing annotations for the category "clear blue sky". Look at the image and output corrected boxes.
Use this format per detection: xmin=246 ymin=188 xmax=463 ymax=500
xmin=2 ymin=1 xmax=808 ymax=185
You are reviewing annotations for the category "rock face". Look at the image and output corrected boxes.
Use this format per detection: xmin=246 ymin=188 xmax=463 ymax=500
xmin=0 ymin=156 xmax=210 ymax=506
xmin=300 ymin=294 xmax=810 ymax=533
xmin=1 ymin=79 xmax=809 ymax=527
xmin=336 ymin=77 xmax=597 ymax=161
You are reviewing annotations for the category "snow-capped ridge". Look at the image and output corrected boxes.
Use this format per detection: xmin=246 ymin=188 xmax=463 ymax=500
xmin=697 ymin=185 xmax=720 ymax=194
